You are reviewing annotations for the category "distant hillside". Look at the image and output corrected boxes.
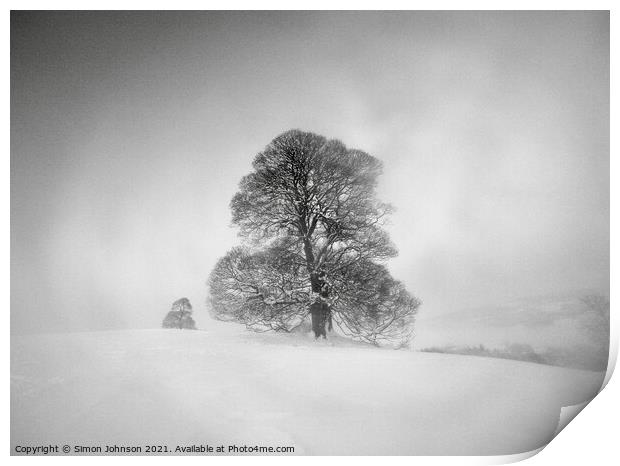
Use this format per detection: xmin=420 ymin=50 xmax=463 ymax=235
xmin=414 ymin=291 xmax=609 ymax=371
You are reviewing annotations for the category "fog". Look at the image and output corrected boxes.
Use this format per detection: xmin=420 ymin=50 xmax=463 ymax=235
xmin=11 ymin=11 xmax=609 ymax=334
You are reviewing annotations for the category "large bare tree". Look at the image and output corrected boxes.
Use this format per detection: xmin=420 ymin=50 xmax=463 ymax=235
xmin=208 ymin=130 xmax=420 ymax=346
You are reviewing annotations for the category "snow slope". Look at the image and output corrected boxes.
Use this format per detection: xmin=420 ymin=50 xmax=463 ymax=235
xmin=11 ymin=320 xmax=605 ymax=455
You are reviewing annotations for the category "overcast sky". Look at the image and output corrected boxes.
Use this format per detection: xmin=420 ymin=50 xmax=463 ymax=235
xmin=11 ymin=11 xmax=609 ymax=334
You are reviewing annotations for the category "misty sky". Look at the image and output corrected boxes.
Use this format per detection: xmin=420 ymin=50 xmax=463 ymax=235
xmin=11 ymin=11 xmax=609 ymax=334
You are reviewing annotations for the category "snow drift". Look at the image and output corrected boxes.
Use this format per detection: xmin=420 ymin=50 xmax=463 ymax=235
xmin=11 ymin=320 xmax=605 ymax=455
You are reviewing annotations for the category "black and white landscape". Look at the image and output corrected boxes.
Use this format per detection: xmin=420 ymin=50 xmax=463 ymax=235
xmin=11 ymin=11 xmax=609 ymax=456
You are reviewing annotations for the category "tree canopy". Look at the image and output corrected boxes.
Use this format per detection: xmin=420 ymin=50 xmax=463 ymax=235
xmin=163 ymin=297 xmax=196 ymax=329
xmin=209 ymin=130 xmax=420 ymax=346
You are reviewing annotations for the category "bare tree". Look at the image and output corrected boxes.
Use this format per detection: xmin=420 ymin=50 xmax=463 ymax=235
xmin=209 ymin=130 xmax=420 ymax=345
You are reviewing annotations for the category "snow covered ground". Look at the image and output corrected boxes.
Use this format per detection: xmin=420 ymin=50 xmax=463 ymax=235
xmin=11 ymin=320 xmax=605 ymax=455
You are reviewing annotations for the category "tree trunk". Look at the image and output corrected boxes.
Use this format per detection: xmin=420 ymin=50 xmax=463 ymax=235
xmin=309 ymin=271 xmax=331 ymax=339
xmin=304 ymin=238 xmax=331 ymax=339
xmin=311 ymin=302 xmax=329 ymax=339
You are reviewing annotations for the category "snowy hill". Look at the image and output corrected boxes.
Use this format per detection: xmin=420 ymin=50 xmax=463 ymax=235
xmin=11 ymin=320 xmax=605 ymax=455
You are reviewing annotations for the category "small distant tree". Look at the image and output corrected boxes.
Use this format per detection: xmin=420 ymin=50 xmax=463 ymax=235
xmin=162 ymin=298 xmax=196 ymax=329
xmin=208 ymin=130 xmax=420 ymax=346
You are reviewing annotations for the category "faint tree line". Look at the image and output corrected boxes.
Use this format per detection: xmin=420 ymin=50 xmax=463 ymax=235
xmin=420 ymin=294 xmax=610 ymax=371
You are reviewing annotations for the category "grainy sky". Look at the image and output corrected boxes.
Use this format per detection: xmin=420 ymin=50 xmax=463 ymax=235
xmin=11 ymin=11 xmax=609 ymax=334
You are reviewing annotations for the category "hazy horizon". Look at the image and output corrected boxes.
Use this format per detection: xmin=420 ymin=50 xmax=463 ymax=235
xmin=11 ymin=11 xmax=609 ymax=335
